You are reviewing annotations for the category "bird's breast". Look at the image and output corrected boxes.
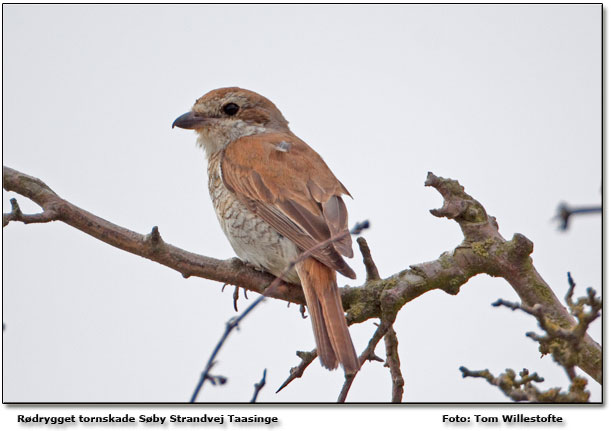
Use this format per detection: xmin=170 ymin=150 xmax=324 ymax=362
xmin=206 ymin=152 xmax=300 ymax=284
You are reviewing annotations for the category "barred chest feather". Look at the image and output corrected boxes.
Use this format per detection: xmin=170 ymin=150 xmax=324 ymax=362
xmin=206 ymin=151 xmax=301 ymax=284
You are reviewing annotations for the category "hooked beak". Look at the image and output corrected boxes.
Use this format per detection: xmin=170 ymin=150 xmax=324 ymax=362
xmin=172 ymin=111 xmax=211 ymax=130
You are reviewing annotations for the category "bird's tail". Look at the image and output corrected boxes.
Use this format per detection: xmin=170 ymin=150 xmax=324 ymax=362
xmin=295 ymin=258 xmax=359 ymax=375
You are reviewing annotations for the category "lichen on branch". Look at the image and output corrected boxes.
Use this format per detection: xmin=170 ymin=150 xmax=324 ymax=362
xmin=3 ymin=165 xmax=602 ymax=392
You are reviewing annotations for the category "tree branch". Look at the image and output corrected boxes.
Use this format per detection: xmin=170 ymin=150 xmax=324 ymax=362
xmin=337 ymin=320 xmax=390 ymax=402
xmin=3 ymin=166 xmax=305 ymax=304
xmin=384 ymin=324 xmax=404 ymax=402
xmin=459 ymin=367 xmax=589 ymax=402
xmin=276 ymin=349 xmax=318 ymax=394
xmin=250 ymin=369 xmax=267 ymax=403
xmin=356 ymin=237 xmax=380 ymax=281
xmin=492 ymin=273 xmax=601 ymax=382
xmin=3 ymin=197 xmax=58 ymax=226
xmin=189 ymin=221 xmax=369 ymax=402
xmin=554 ymin=202 xmax=601 ymax=231
xmin=3 ymin=166 xmax=601 ymax=386
xmin=191 ymin=292 xmax=266 ymax=402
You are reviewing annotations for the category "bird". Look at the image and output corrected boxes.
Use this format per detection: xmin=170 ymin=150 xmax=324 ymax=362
xmin=173 ymin=87 xmax=359 ymax=374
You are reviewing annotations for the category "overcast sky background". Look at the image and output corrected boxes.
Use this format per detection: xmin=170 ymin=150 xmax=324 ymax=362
xmin=2 ymin=3 xmax=602 ymax=409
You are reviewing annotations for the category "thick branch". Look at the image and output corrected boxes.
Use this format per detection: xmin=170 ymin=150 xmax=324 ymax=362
xmin=493 ymin=274 xmax=601 ymax=383
xmin=422 ymin=173 xmax=601 ymax=383
xmin=3 ymin=166 xmax=304 ymax=304
xmin=4 ymin=166 xmax=601 ymax=385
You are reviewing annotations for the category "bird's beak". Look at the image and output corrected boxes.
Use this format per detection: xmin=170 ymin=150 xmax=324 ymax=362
xmin=172 ymin=111 xmax=211 ymax=130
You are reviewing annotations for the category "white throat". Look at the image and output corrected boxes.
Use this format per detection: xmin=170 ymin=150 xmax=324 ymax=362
xmin=196 ymin=119 xmax=267 ymax=159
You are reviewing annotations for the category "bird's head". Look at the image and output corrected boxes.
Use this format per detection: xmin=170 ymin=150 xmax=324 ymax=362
xmin=173 ymin=87 xmax=290 ymax=156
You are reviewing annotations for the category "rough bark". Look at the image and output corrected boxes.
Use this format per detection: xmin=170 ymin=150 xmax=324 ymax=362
xmin=3 ymin=165 xmax=602 ymax=385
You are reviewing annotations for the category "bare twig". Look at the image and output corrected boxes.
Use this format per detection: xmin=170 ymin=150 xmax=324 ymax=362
xmin=384 ymin=324 xmax=404 ymax=402
xmin=464 ymin=273 xmax=600 ymax=402
xmin=3 ymin=198 xmax=23 ymax=227
xmin=191 ymin=221 xmax=370 ymax=401
xmin=258 ymin=221 xmax=369 ymax=303
xmin=204 ymin=374 xmax=227 ymax=386
xmin=493 ymin=297 xmax=579 ymax=380
xmin=421 ymin=172 xmax=601 ymax=384
xmin=233 ymin=286 xmax=240 ymax=312
xmin=554 ymin=203 xmax=601 ymax=231
xmin=4 ymin=166 xmax=601 ymax=385
xmin=565 ymin=272 xmax=576 ymax=307
xmin=276 ymin=349 xmax=318 ymax=393
xmin=459 ymin=367 xmax=589 ymax=402
xmin=3 ymin=166 xmax=310 ymax=304
xmin=356 ymin=237 xmax=380 ymax=281
xmin=492 ymin=273 xmax=601 ymax=383
xmin=190 ymin=294 xmax=265 ymax=402
xmin=3 ymin=197 xmax=58 ymax=227
xmin=250 ymin=369 xmax=267 ymax=403
xmin=337 ymin=320 xmax=392 ymax=403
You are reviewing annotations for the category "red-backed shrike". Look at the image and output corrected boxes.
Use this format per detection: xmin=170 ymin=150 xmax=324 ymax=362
xmin=173 ymin=87 xmax=359 ymax=374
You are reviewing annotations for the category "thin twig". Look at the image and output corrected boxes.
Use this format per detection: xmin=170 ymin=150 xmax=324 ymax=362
xmin=261 ymin=221 xmax=370 ymax=299
xmin=565 ymin=272 xmax=576 ymax=308
xmin=384 ymin=324 xmax=404 ymax=402
xmin=3 ymin=197 xmax=58 ymax=227
xmin=191 ymin=221 xmax=370 ymax=402
xmin=337 ymin=320 xmax=391 ymax=402
xmin=459 ymin=366 xmax=589 ymax=402
xmin=4 ymin=166 xmax=310 ymax=304
xmin=3 ymin=198 xmax=22 ymax=227
xmin=250 ymin=369 xmax=267 ymax=403
xmin=4 ymin=166 xmax=601 ymax=385
xmin=357 ymin=237 xmax=380 ymax=281
xmin=190 ymin=294 xmax=266 ymax=402
xmin=554 ymin=203 xmax=601 ymax=231
xmin=459 ymin=367 xmax=546 ymax=401
xmin=233 ymin=286 xmax=240 ymax=312
xmin=490 ymin=273 xmax=601 ymax=391
xmin=276 ymin=349 xmax=318 ymax=393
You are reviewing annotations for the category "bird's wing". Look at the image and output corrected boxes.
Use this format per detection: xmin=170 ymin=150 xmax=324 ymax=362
xmin=221 ymin=132 xmax=355 ymax=279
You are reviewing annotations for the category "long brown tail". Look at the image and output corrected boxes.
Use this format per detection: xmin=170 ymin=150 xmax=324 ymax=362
xmin=295 ymin=257 xmax=359 ymax=374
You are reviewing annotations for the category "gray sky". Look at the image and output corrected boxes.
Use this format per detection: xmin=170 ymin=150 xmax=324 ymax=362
xmin=2 ymin=3 xmax=601 ymax=407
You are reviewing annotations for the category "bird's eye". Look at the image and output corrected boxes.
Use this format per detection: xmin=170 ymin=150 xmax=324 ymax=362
xmin=222 ymin=103 xmax=240 ymax=116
